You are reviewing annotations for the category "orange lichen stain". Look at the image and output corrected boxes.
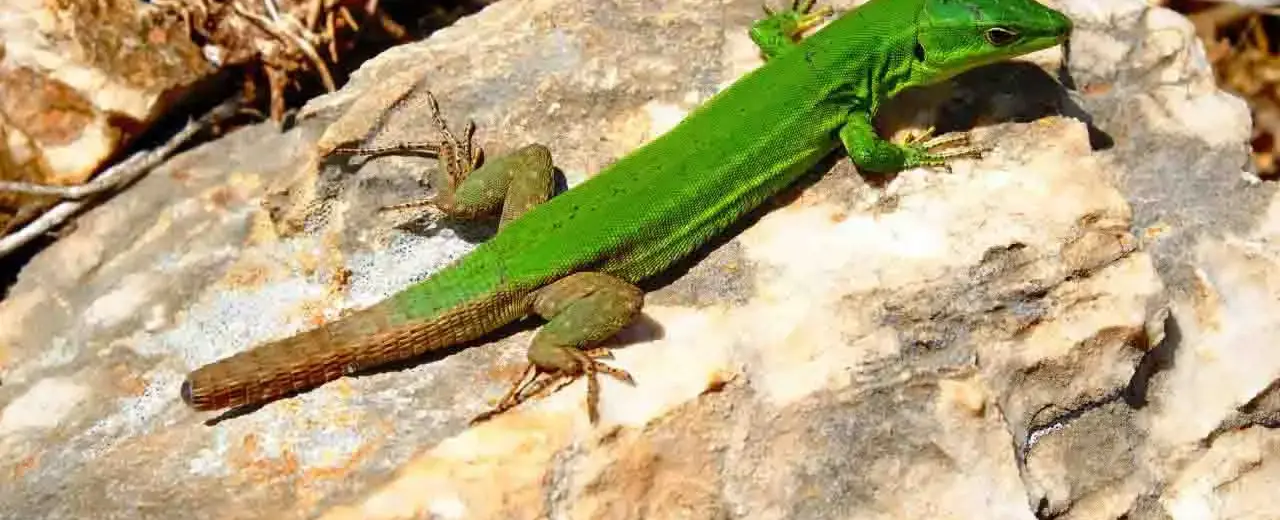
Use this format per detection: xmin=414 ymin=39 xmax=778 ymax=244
xmin=205 ymin=185 xmax=235 ymax=210
xmin=296 ymin=420 xmax=395 ymax=512
xmin=828 ymin=206 xmax=849 ymax=222
xmin=288 ymin=243 xmax=322 ymax=278
xmin=302 ymin=420 xmax=389 ymax=479
xmin=224 ymin=262 xmax=274 ymax=292
xmin=0 ymin=66 xmax=94 ymax=147
xmin=319 ymin=414 xmax=574 ymax=520
xmin=328 ymin=379 xmax=358 ymax=404
xmin=147 ymin=26 xmax=168 ymax=44
xmin=481 ymin=354 xmax=529 ymax=383
xmin=296 ymin=299 xmax=336 ymax=328
xmin=223 ymin=415 xmax=394 ymax=513
xmin=702 ymin=369 xmax=736 ymax=395
xmin=791 ymin=188 xmax=825 ymax=208
xmin=227 ymin=171 xmax=264 ymax=192
xmin=228 ymin=432 xmax=301 ymax=486
xmin=227 ymin=434 xmax=270 ymax=482
xmin=111 ymin=364 xmax=149 ymax=396
xmin=326 ymin=266 xmax=353 ymax=299
xmin=202 ymin=173 xmax=262 ymax=212
xmin=11 ymin=453 xmax=40 ymax=479
xmin=938 ymin=378 xmax=987 ymax=417
xmin=240 ymin=432 xmax=261 ymax=455
xmin=244 ymin=209 xmax=283 ymax=246
xmin=1143 ymin=221 xmax=1172 ymax=243
xmin=319 ymin=231 xmax=349 ymax=292
xmin=575 ymin=420 xmax=730 ymax=519
xmin=1082 ymin=82 xmax=1113 ymax=95
xmin=280 ymin=448 xmax=302 ymax=474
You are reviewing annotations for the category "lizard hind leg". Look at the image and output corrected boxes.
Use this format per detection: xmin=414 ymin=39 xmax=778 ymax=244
xmin=471 ymin=273 xmax=642 ymax=425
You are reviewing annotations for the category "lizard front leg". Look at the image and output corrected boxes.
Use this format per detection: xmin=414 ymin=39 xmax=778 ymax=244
xmin=327 ymin=90 xmax=556 ymax=229
xmin=472 ymin=272 xmax=642 ymax=424
xmin=749 ymin=0 xmax=833 ymax=59
xmin=839 ymin=112 xmax=986 ymax=173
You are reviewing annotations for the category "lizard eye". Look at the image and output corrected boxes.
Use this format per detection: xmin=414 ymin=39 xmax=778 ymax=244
xmin=984 ymin=27 xmax=1020 ymax=47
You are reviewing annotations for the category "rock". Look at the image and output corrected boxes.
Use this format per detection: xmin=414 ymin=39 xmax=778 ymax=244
xmin=0 ymin=0 xmax=1270 ymax=519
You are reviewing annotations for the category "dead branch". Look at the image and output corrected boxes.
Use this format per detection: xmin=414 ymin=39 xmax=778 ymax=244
xmin=0 ymin=99 xmax=241 ymax=258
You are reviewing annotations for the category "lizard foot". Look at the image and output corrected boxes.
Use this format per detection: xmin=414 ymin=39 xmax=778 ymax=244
xmin=470 ymin=347 xmax=634 ymax=425
xmin=325 ymin=90 xmax=484 ymax=215
xmin=761 ymin=0 xmax=834 ymax=38
xmin=901 ymin=127 xmax=991 ymax=168
xmin=751 ymin=0 xmax=833 ymax=57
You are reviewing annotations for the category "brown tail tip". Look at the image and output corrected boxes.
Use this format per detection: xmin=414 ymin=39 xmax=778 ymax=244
xmin=180 ymin=379 xmax=195 ymax=407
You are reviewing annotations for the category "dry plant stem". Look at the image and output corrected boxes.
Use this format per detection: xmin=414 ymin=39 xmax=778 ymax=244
xmin=265 ymin=66 xmax=288 ymax=122
xmin=338 ymin=5 xmax=360 ymax=31
xmin=261 ymin=0 xmax=282 ymax=22
xmin=327 ymin=9 xmax=340 ymax=61
xmin=0 ymin=179 xmax=107 ymax=199
xmin=0 ymin=101 xmax=239 ymax=258
xmin=305 ymin=0 xmax=323 ymax=31
xmin=232 ymin=2 xmax=336 ymax=92
xmin=357 ymin=0 xmax=405 ymax=41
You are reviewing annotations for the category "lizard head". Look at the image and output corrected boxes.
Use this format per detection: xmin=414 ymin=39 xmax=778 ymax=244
xmin=913 ymin=0 xmax=1073 ymax=84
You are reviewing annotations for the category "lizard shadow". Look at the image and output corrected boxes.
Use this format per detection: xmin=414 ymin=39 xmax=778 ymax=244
xmin=206 ymin=400 xmax=270 ymax=425
xmin=886 ymin=60 xmax=1113 ymax=158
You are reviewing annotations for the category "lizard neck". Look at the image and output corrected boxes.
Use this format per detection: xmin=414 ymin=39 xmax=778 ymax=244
xmin=800 ymin=0 xmax=932 ymax=115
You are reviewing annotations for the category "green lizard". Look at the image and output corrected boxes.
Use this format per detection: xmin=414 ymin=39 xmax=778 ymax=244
xmin=182 ymin=0 xmax=1072 ymax=422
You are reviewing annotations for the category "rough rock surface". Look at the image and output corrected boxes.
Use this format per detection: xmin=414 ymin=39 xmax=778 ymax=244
xmin=0 ymin=0 xmax=209 ymax=232
xmin=0 ymin=0 xmax=1272 ymax=519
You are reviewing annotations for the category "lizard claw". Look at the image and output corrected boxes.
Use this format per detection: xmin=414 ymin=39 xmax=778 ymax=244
xmin=903 ymin=129 xmax=990 ymax=168
xmin=323 ymin=89 xmax=483 ymax=221
xmin=470 ymin=348 xmax=633 ymax=425
xmin=759 ymin=0 xmax=832 ymax=38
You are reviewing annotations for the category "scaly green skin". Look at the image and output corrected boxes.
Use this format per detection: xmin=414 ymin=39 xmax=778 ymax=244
xmin=182 ymin=0 xmax=1072 ymax=422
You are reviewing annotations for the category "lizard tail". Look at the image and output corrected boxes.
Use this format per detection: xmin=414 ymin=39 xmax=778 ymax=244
xmin=181 ymin=292 xmax=529 ymax=411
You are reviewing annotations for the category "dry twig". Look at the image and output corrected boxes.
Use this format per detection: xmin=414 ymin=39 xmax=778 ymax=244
xmin=231 ymin=2 xmax=336 ymax=92
xmin=0 ymin=100 xmax=241 ymax=258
